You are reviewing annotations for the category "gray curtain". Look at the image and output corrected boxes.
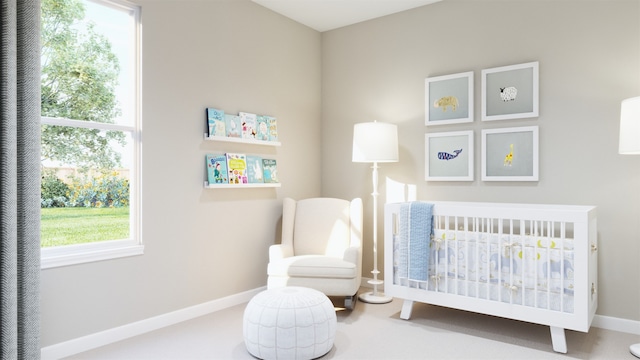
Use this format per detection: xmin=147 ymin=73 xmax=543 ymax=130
xmin=1 ymin=0 xmax=42 ymax=359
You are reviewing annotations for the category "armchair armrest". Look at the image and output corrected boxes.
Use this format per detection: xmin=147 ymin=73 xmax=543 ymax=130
xmin=269 ymin=244 xmax=293 ymax=262
xmin=343 ymin=246 xmax=361 ymax=265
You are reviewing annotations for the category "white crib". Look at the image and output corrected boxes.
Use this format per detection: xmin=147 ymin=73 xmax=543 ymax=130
xmin=384 ymin=201 xmax=598 ymax=353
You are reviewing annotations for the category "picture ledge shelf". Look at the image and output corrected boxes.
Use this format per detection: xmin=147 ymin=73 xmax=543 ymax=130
xmin=204 ymin=181 xmax=281 ymax=189
xmin=203 ymin=133 xmax=281 ymax=147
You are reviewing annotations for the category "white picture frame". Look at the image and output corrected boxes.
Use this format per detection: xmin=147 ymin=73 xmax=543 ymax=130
xmin=425 ymin=71 xmax=474 ymax=126
xmin=481 ymin=61 xmax=539 ymax=121
xmin=481 ymin=126 xmax=539 ymax=181
xmin=425 ymin=130 xmax=474 ymax=181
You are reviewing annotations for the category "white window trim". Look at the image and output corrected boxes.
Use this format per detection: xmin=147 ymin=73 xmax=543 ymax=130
xmin=41 ymin=240 xmax=143 ymax=269
xmin=41 ymin=116 xmax=135 ymax=132
xmin=40 ymin=0 xmax=143 ymax=269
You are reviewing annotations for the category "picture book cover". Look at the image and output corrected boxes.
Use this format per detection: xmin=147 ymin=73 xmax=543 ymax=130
xmin=246 ymin=155 xmax=264 ymax=183
xmin=206 ymin=108 xmax=225 ymax=137
xmin=226 ymin=153 xmax=248 ymax=184
xmin=225 ymin=113 xmax=241 ymax=138
xmin=206 ymin=154 xmax=228 ymax=185
xmin=239 ymin=112 xmax=257 ymax=140
xmin=262 ymin=158 xmax=279 ymax=183
xmin=255 ymin=116 xmax=270 ymax=141
xmin=266 ymin=116 xmax=278 ymax=142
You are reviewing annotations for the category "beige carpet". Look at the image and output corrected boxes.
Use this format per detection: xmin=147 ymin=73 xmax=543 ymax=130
xmin=66 ymin=292 xmax=639 ymax=359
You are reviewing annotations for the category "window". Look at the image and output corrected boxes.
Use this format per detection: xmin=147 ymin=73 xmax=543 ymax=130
xmin=40 ymin=0 xmax=142 ymax=268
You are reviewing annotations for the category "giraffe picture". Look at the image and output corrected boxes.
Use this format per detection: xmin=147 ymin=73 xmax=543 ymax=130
xmin=504 ymin=144 xmax=514 ymax=166
xmin=482 ymin=126 xmax=539 ymax=181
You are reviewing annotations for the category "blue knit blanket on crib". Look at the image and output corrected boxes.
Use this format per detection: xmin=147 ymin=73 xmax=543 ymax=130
xmin=398 ymin=202 xmax=433 ymax=282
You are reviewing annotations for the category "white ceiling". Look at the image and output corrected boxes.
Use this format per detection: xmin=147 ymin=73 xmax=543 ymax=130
xmin=251 ymin=0 xmax=441 ymax=32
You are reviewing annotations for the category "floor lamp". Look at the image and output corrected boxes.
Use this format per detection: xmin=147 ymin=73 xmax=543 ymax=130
xmin=619 ymin=96 xmax=640 ymax=359
xmin=352 ymin=121 xmax=399 ymax=304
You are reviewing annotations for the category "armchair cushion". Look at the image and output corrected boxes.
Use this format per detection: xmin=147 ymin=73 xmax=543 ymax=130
xmin=268 ymin=255 xmax=357 ymax=279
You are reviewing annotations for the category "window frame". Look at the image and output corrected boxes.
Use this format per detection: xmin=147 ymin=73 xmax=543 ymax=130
xmin=40 ymin=0 xmax=143 ymax=269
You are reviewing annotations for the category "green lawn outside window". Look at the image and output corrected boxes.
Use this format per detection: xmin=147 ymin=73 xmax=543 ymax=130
xmin=40 ymin=207 xmax=130 ymax=247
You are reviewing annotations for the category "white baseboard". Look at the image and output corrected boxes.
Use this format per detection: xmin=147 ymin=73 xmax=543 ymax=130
xmin=592 ymin=314 xmax=640 ymax=335
xmin=41 ymin=281 xmax=640 ymax=359
xmin=40 ymin=286 xmax=266 ymax=360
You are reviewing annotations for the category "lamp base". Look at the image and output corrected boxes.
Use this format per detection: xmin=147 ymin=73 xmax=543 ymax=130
xmin=631 ymin=343 xmax=640 ymax=358
xmin=358 ymin=291 xmax=393 ymax=304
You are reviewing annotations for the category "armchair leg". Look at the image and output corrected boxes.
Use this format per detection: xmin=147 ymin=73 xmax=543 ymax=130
xmin=345 ymin=293 xmax=357 ymax=310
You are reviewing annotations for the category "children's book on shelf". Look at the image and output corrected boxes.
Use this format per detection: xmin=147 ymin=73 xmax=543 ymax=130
xmin=206 ymin=154 xmax=228 ymax=185
xmin=206 ymin=108 xmax=226 ymax=137
xmin=246 ymin=155 xmax=264 ymax=183
xmin=266 ymin=116 xmax=278 ymax=142
xmin=255 ymin=116 xmax=270 ymax=141
xmin=225 ymin=113 xmax=241 ymax=138
xmin=239 ymin=112 xmax=257 ymax=140
xmin=262 ymin=158 xmax=279 ymax=183
xmin=226 ymin=153 xmax=248 ymax=184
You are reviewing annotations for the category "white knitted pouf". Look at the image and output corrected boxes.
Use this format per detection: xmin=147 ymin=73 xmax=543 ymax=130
xmin=243 ymin=286 xmax=337 ymax=360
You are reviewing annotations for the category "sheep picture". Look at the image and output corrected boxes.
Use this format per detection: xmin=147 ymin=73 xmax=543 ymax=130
xmin=433 ymin=96 xmax=458 ymax=111
xmin=500 ymin=86 xmax=517 ymax=101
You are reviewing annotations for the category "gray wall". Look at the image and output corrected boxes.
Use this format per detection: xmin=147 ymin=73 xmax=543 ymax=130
xmin=322 ymin=0 xmax=640 ymax=321
xmin=40 ymin=0 xmax=322 ymax=346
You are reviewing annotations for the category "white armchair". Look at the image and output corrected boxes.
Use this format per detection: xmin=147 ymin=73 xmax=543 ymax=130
xmin=267 ymin=197 xmax=363 ymax=309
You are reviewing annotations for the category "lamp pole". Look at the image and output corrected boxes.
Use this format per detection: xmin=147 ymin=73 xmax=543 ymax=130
xmin=352 ymin=121 xmax=398 ymax=304
xmin=359 ymin=161 xmax=393 ymax=303
xmin=618 ymin=96 xmax=640 ymax=358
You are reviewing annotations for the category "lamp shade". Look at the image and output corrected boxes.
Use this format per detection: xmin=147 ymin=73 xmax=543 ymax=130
xmin=619 ymin=96 xmax=640 ymax=154
xmin=352 ymin=122 xmax=399 ymax=163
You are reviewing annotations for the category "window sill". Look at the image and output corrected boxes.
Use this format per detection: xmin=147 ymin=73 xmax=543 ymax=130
xmin=41 ymin=239 xmax=144 ymax=269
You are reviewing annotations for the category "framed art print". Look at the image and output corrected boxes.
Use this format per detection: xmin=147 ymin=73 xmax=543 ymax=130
xmin=481 ymin=61 xmax=539 ymax=121
xmin=425 ymin=71 xmax=474 ymax=126
xmin=481 ymin=126 xmax=539 ymax=181
xmin=425 ymin=130 xmax=474 ymax=181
